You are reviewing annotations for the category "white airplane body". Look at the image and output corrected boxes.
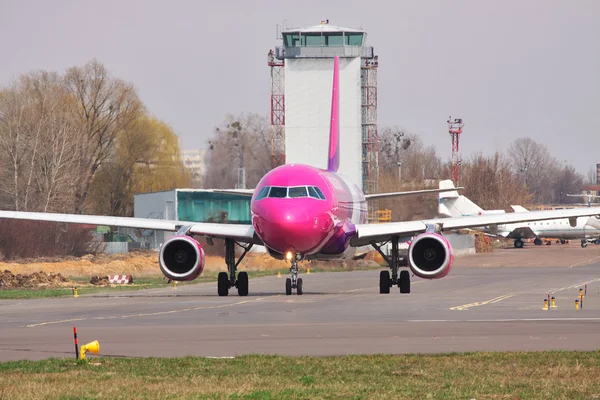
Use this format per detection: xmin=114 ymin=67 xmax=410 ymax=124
xmin=438 ymin=180 xmax=600 ymax=248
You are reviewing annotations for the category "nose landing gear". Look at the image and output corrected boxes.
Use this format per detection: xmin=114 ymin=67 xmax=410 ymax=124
xmin=285 ymin=253 xmax=303 ymax=295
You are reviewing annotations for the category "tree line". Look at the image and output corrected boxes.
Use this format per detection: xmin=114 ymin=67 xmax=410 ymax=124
xmin=0 ymin=59 xmax=190 ymax=217
xmin=203 ymin=116 xmax=588 ymax=220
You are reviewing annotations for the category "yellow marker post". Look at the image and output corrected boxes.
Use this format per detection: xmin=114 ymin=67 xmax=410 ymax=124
xmin=551 ymin=296 xmax=556 ymax=308
xmin=277 ymin=271 xmax=281 ymax=278
xmin=542 ymin=299 xmax=548 ymax=310
xmin=575 ymin=299 xmax=579 ymax=310
xmin=580 ymin=288 xmax=584 ymax=299
xmin=73 ymin=287 xmax=79 ymax=298
xmin=172 ymin=280 xmax=177 ymax=289
xmin=307 ymin=268 xmax=311 ymax=274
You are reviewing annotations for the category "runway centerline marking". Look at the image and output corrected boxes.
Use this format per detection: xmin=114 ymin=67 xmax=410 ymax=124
xmin=450 ymin=293 xmax=516 ymax=311
xmin=24 ymin=297 xmax=268 ymax=328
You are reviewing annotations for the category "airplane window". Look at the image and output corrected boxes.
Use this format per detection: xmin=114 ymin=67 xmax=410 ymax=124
xmin=255 ymin=186 xmax=270 ymax=200
xmin=313 ymin=186 xmax=326 ymax=200
xmin=289 ymin=187 xmax=308 ymax=198
xmin=268 ymin=187 xmax=288 ymax=198
xmin=308 ymin=186 xmax=320 ymax=199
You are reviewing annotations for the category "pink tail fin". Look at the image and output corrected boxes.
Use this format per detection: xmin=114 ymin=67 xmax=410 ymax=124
xmin=327 ymin=56 xmax=340 ymax=172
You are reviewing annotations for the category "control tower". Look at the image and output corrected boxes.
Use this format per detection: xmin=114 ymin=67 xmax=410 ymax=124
xmin=269 ymin=21 xmax=379 ymax=196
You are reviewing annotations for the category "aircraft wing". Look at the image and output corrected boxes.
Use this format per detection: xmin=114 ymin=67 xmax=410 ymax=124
xmin=351 ymin=207 xmax=600 ymax=246
xmin=0 ymin=210 xmax=262 ymax=244
xmin=365 ymin=187 xmax=464 ymax=200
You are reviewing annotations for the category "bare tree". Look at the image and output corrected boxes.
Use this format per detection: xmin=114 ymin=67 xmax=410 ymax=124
xmin=63 ymin=59 xmax=142 ymax=213
xmin=460 ymin=151 xmax=531 ymax=211
xmin=378 ymin=127 xmax=443 ymax=182
xmin=585 ymin=167 xmax=597 ymax=185
xmin=203 ymin=113 xmax=271 ymax=189
xmin=553 ymin=164 xmax=584 ymax=204
xmin=507 ymin=137 xmax=557 ymax=203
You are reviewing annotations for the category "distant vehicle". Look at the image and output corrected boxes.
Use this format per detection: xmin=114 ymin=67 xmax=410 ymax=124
xmin=438 ymin=180 xmax=600 ymax=248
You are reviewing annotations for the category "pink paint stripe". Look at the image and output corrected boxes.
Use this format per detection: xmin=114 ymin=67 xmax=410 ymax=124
xmin=328 ymin=56 xmax=340 ymax=172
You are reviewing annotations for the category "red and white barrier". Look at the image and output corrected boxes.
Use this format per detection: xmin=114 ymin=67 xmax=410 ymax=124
xmin=108 ymin=275 xmax=133 ymax=284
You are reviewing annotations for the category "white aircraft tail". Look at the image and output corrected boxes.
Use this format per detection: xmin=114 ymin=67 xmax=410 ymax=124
xmin=438 ymin=180 xmax=505 ymax=217
xmin=510 ymin=205 xmax=529 ymax=212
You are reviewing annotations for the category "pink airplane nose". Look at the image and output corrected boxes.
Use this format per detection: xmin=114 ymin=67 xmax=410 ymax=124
xmin=255 ymin=204 xmax=330 ymax=254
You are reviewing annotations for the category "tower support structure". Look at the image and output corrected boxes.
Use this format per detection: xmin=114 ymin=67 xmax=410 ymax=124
xmin=447 ymin=117 xmax=464 ymax=184
xmin=361 ymin=56 xmax=379 ymax=222
xmin=268 ymin=49 xmax=285 ymax=168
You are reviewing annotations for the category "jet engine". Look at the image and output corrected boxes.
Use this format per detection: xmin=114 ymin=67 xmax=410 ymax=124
xmin=407 ymin=232 xmax=453 ymax=279
xmin=159 ymin=235 xmax=205 ymax=281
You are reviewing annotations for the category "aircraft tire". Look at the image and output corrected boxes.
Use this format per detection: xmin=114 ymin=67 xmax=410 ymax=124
xmin=582 ymin=242 xmax=588 ymax=248
xmin=297 ymin=278 xmax=303 ymax=295
xmin=237 ymin=271 xmax=249 ymax=296
xmin=285 ymin=278 xmax=292 ymax=295
xmin=514 ymin=239 xmax=524 ymax=249
xmin=218 ymin=272 xmax=229 ymax=296
xmin=534 ymin=238 xmax=542 ymax=246
xmin=379 ymin=271 xmax=390 ymax=294
xmin=399 ymin=270 xmax=410 ymax=294
xmin=595 ymin=239 xmax=600 ymax=245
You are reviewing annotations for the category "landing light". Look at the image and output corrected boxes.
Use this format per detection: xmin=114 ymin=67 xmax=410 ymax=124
xmin=285 ymin=251 xmax=293 ymax=261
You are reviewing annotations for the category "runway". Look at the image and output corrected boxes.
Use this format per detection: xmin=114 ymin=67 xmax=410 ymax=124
xmin=1 ymin=264 xmax=600 ymax=361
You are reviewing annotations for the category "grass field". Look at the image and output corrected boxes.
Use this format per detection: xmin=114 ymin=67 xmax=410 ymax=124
xmin=0 ymin=352 xmax=599 ymax=399
xmin=0 ymin=265 xmax=380 ymax=300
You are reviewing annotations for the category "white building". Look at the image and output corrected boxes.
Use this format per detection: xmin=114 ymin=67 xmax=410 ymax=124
xmin=181 ymin=149 xmax=207 ymax=187
xmin=270 ymin=22 xmax=379 ymax=194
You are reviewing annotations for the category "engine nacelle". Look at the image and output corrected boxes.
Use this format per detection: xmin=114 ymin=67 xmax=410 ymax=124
xmin=159 ymin=235 xmax=205 ymax=281
xmin=407 ymin=232 xmax=453 ymax=279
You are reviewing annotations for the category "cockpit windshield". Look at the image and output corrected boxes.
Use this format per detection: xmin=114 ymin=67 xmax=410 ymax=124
xmin=288 ymin=187 xmax=308 ymax=198
xmin=255 ymin=186 xmax=326 ymax=200
xmin=269 ymin=187 xmax=288 ymax=198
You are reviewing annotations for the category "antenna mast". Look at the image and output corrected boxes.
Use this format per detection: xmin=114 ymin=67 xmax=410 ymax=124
xmin=447 ymin=116 xmax=464 ymax=184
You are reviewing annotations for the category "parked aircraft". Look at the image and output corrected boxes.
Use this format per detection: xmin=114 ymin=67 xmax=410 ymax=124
xmin=3 ymin=57 xmax=600 ymax=296
xmin=438 ymin=180 xmax=600 ymax=248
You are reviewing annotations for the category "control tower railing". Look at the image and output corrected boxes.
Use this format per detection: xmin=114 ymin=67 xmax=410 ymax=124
xmin=276 ymin=45 xmax=374 ymax=59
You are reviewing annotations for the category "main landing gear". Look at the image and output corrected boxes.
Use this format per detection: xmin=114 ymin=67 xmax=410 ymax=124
xmin=217 ymin=238 xmax=253 ymax=297
xmin=285 ymin=254 xmax=303 ymax=296
xmin=581 ymin=239 xmax=588 ymax=248
xmin=514 ymin=239 xmax=524 ymax=248
xmin=372 ymin=236 xmax=411 ymax=294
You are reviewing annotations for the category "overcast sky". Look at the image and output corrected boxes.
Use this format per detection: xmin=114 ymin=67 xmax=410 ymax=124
xmin=1 ymin=0 xmax=598 ymax=173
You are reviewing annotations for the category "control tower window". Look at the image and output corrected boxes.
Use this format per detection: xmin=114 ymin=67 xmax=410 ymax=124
xmin=288 ymin=187 xmax=308 ymax=198
xmin=268 ymin=187 xmax=288 ymax=198
xmin=345 ymin=33 xmax=363 ymax=46
xmin=325 ymin=33 xmax=343 ymax=46
xmin=283 ymin=33 xmax=300 ymax=47
xmin=302 ymin=33 xmax=324 ymax=47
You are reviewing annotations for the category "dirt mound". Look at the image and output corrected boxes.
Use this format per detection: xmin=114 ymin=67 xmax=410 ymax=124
xmin=0 ymin=270 xmax=72 ymax=289
xmin=0 ymin=249 xmax=382 ymax=278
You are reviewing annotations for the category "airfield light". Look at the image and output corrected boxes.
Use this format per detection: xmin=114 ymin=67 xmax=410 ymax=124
xmin=286 ymin=251 xmax=293 ymax=261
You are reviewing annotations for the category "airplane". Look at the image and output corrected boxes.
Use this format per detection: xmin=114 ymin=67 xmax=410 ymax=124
xmin=3 ymin=56 xmax=600 ymax=296
xmin=438 ymin=180 xmax=600 ymax=248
